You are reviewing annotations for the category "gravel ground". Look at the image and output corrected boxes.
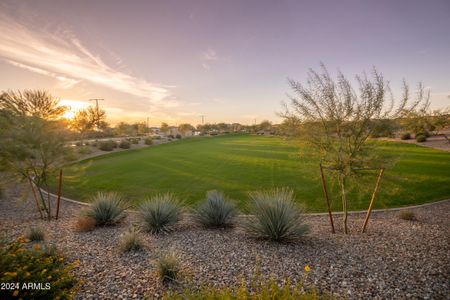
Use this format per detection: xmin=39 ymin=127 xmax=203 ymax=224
xmin=1 ymin=185 xmax=449 ymax=299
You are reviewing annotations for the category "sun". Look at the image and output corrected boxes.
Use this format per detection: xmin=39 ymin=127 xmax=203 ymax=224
xmin=60 ymin=99 xmax=90 ymax=119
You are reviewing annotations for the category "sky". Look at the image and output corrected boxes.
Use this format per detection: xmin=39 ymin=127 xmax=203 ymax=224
xmin=0 ymin=0 xmax=449 ymax=126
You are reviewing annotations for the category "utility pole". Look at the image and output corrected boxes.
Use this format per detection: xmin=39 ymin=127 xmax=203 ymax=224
xmin=200 ymin=115 xmax=205 ymax=124
xmin=89 ymin=98 xmax=104 ymax=129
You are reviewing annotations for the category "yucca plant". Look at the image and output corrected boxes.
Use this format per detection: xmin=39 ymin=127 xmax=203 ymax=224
xmin=27 ymin=226 xmax=45 ymax=242
xmin=119 ymin=228 xmax=143 ymax=252
xmin=243 ymin=188 xmax=309 ymax=242
xmin=157 ymin=251 xmax=182 ymax=283
xmin=86 ymin=192 xmax=127 ymax=226
xmin=195 ymin=190 xmax=237 ymax=227
xmin=139 ymin=193 xmax=182 ymax=234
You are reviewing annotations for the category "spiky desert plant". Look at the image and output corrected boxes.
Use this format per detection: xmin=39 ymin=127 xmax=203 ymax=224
xmin=27 ymin=226 xmax=45 ymax=242
xmin=195 ymin=190 xmax=237 ymax=227
xmin=243 ymin=188 xmax=309 ymax=242
xmin=139 ymin=193 xmax=182 ymax=234
xmin=157 ymin=251 xmax=182 ymax=283
xmin=86 ymin=192 xmax=127 ymax=226
xmin=119 ymin=228 xmax=143 ymax=252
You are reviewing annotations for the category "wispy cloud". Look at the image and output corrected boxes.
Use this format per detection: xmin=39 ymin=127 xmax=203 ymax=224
xmin=200 ymin=47 xmax=218 ymax=71
xmin=202 ymin=47 xmax=218 ymax=61
xmin=0 ymin=11 xmax=171 ymax=105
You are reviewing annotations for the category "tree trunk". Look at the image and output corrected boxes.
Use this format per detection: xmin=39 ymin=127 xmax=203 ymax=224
xmin=339 ymin=174 xmax=348 ymax=234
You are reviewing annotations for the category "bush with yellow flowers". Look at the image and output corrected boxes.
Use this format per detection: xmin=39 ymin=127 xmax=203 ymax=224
xmin=0 ymin=236 xmax=79 ymax=299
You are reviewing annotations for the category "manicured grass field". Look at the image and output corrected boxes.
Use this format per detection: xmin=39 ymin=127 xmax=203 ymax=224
xmin=59 ymin=134 xmax=450 ymax=212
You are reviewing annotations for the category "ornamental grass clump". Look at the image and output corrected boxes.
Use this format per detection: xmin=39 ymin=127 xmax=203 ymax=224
xmin=195 ymin=190 xmax=237 ymax=228
xmin=119 ymin=228 xmax=144 ymax=252
xmin=399 ymin=210 xmax=417 ymax=221
xmin=139 ymin=193 xmax=182 ymax=234
xmin=86 ymin=192 xmax=127 ymax=226
xmin=74 ymin=216 xmax=96 ymax=232
xmin=243 ymin=188 xmax=309 ymax=242
xmin=157 ymin=251 xmax=182 ymax=283
xmin=27 ymin=226 xmax=45 ymax=242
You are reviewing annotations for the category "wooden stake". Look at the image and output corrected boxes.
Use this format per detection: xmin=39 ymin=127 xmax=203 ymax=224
xmin=28 ymin=178 xmax=43 ymax=219
xmin=320 ymin=163 xmax=335 ymax=234
xmin=56 ymin=169 xmax=63 ymax=220
xmin=362 ymin=168 xmax=385 ymax=233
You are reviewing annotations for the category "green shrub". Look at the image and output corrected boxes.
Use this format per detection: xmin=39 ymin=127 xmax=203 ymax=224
xmin=400 ymin=132 xmax=411 ymax=140
xmin=144 ymin=137 xmax=153 ymax=145
xmin=399 ymin=210 xmax=417 ymax=221
xmin=75 ymin=141 xmax=83 ymax=147
xmin=243 ymin=188 xmax=309 ymax=242
xmin=415 ymin=134 xmax=427 ymax=143
xmin=0 ymin=237 xmax=78 ymax=299
xmin=78 ymin=146 xmax=92 ymax=155
xmin=175 ymin=134 xmax=182 ymax=139
xmin=119 ymin=228 xmax=143 ymax=252
xmin=157 ymin=251 xmax=181 ymax=283
xmin=99 ymin=140 xmax=116 ymax=151
xmin=27 ymin=226 xmax=45 ymax=242
xmin=86 ymin=192 xmax=127 ymax=226
xmin=195 ymin=190 xmax=237 ymax=228
xmin=139 ymin=193 xmax=182 ymax=234
xmin=119 ymin=140 xmax=131 ymax=149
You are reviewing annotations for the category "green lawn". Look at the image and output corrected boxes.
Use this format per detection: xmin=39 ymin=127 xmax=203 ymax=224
xmin=58 ymin=134 xmax=450 ymax=212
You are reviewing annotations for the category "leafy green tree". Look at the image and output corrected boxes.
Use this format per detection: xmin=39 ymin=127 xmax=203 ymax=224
xmin=282 ymin=65 xmax=426 ymax=233
xmin=178 ymin=123 xmax=194 ymax=136
xmin=160 ymin=122 xmax=169 ymax=135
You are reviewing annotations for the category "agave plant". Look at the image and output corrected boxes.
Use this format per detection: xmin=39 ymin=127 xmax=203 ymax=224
xmin=86 ymin=192 xmax=127 ymax=226
xmin=195 ymin=190 xmax=237 ymax=227
xmin=243 ymin=188 xmax=309 ymax=242
xmin=138 ymin=193 xmax=182 ymax=234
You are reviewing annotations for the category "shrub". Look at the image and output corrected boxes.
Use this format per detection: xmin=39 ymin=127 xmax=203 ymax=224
xmin=415 ymin=134 xmax=427 ymax=143
xmin=139 ymin=193 xmax=182 ymax=234
xmin=27 ymin=226 xmax=45 ymax=242
xmin=0 ymin=237 xmax=78 ymax=299
xmin=400 ymin=132 xmax=411 ymax=140
xmin=130 ymin=138 xmax=140 ymax=144
xmin=119 ymin=140 xmax=131 ymax=149
xmin=74 ymin=216 xmax=96 ymax=232
xmin=86 ymin=192 xmax=127 ymax=226
xmin=243 ymin=188 xmax=309 ymax=242
xmin=75 ymin=141 xmax=83 ymax=146
xmin=195 ymin=190 xmax=237 ymax=228
xmin=175 ymin=134 xmax=182 ymax=139
xmin=90 ymin=141 xmax=98 ymax=147
xmin=144 ymin=137 xmax=153 ymax=145
xmin=99 ymin=140 xmax=116 ymax=151
xmin=157 ymin=251 xmax=182 ymax=283
xmin=119 ymin=229 xmax=143 ymax=252
xmin=399 ymin=210 xmax=417 ymax=221
xmin=163 ymin=262 xmax=326 ymax=299
xmin=78 ymin=146 xmax=92 ymax=155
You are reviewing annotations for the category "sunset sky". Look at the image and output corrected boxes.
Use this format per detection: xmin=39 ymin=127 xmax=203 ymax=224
xmin=0 ymin=0 xmax=449 ymax=126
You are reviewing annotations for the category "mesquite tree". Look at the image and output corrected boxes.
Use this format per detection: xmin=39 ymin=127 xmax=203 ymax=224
xmin=0 ymin=90 xmax=69 ymax=220
xmin=282 ymin=65 xmax=428 ymax=233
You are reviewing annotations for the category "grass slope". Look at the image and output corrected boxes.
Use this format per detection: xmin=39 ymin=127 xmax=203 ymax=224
xmin=60 ymin=134 xmax=450 ymax=212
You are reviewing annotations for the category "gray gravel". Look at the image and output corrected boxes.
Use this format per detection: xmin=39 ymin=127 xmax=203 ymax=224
xmin=1 ymin=185 xmax=449 ymax=299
